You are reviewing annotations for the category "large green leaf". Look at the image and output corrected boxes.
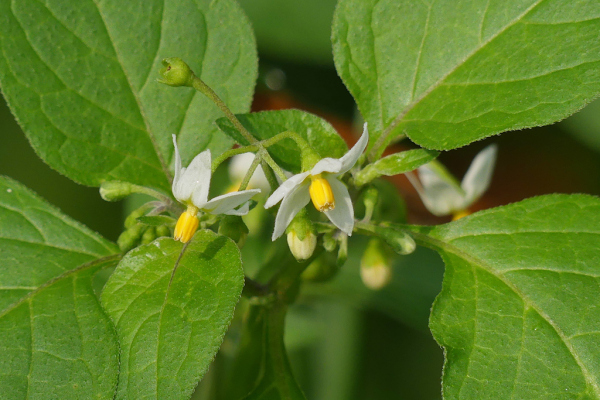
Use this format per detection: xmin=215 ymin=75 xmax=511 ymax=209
xmin=0 ymin=176 xmax=117 ymax=310
xmin=332 ymin=0 xmax=600 ymax=152
xmin=0 ymin=256 xmax=121 ymax=400
xmin=0 ymin=0 xmax=257 ymax=190
xmin=216 ymin=109 xmax=348 ymax=173
xmin=413 ymin=194 xmax=600 ymax=399
xmin=101 ymin=232 xmax=244 ymax=400
xmin=0 ymin=176 xmax=120 ymax=399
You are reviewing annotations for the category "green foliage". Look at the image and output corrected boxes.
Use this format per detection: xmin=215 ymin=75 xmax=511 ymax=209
xmin=332 ymin=0 xmax=600 ymax=152
xmin=216 ymin=109 xmax=348 ymax=173
xmin=0 ymin=176 xmax=120 ymax=399
xmin=416 ymin=195 xmax=600 ymax=399
xmin=0 ymin=0 xmax=257 ymax=190
xmin=353 ymin=149 xmax=438 ymax=186
xmin=101 ymin=232 xmax=244 ymax=400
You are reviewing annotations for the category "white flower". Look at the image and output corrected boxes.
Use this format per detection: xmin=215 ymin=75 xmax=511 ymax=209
xmin=265 ymin=123 xmax=369 ymax=240
xmin=406 ymin=144 xmax=497 ymax=218
xmin=172 ymin=135 xmax=260 ymax=242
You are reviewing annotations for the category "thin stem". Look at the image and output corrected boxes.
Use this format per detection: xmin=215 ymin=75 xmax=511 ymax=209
xmin=238 ymin=153 xmax=262 ymax=191
xmin=190 ymin=76 xmax=258 ymax=145
xmin=211 ymin=145 xmax=258 ymax=173
xmin=259 ymin=149 xmax=288 ymax=181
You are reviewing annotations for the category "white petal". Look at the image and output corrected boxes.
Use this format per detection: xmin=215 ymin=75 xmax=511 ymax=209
xmin=224 ymin=202 xmax=250 ymax=216
xmin=412 ymin=165 xmax=466 ymax=216
xmin=271 ymin=182 xmax=310 ymax=240
xmin=461 ymin=144 xmax=497 ymax=206
xmin=338 ymin=123 xmax=369 ymax=174
xmin=173 ymin=150 xmax=210 ymax=204
xmin=323 ymin=177 xmax=354 ymax=236
xmin=264 ymin=172 xmax=309 ymax=209
xmin=171 ymin=134 xmax=182 ymax=196
xmin=202 ymin=189 xmax=261 ymax=215
xmin=310 ymin=158 xmax=343 ymax=175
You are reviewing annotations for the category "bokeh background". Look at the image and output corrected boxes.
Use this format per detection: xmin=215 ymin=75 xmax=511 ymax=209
xmin=1 ymin=0 xmax=599 ymax=398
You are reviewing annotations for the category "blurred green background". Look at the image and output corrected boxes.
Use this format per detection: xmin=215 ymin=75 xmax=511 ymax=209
xmin=1 ymin=0 xmax=600 ymax=398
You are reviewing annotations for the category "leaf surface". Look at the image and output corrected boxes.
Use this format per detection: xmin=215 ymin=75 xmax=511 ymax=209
xmin=0 ymin=176 xmax=117 ymax=310
xmin=415 ymin=194 xmax=600 ymax=399
xmin=101 ymin=232 xmax=244 ymax=400
xmin=0 ymin=176 xmax=120 ymax=399
xmin=0 ymin=0 xmax=257 ymax=189
xmin=332 ymin=0 xmax=600 ymax=151
xmin=216 ymin=109 xmax=348 ymax=173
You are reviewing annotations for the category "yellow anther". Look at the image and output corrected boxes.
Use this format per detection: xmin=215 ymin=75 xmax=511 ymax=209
xmin=174 ymin=205 xmax=199 ymax=243
xmin=309 ymin=175 xmax=335 ymax=212
xmin=452 ymin=209 xmax=471 ymax=221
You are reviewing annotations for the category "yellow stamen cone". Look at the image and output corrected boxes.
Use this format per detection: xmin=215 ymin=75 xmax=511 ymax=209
xmin=309 ymin=175 xmax=335 ymax=212
xmin=452 ymin=209 xmax=471 ymax=221
xmin=174 ymin=206 xmax=199 ymax=243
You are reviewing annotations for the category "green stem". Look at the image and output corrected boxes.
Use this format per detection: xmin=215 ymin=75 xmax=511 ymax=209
xmin=261 ymin=160 xmax=280 ymax=192
xmin=238 ymin=153 xmax=262 ymax=191
xmin=211 ymin=145 xmax=259 ymax=173
xmin=190 ymin=76 xmax=258 ymax=145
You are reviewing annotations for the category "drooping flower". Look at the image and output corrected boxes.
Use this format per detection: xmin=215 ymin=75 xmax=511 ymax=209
xmin=265 ymin=123 xmax=369 ymax=240
xmin=406 ymin=144 xmax=497 ymax=220
xmin=171 ymin=135 xmax=260 ymax=242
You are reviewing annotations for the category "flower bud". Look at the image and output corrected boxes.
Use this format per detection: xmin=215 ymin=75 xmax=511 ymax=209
xmin=156 ymin=225 xmax=171 ymax=238
xmin=336 ymin=234 xmax=348 ymax=267
xmin=100 ymin=181 xmax=134 ymax=202
xmin=141 ymin=227 xmax=156 ymax=244
xmin=286 ymin=210 xmax=317 ymax=261
xmin=361 ymin=186 xmax=379 ymax=221
xmin=360 ymin=238 xmax=392 ymax=290
xmin=117 ymin=224 xmax=144 ymax=253
xmin=158 ymin=58 xmax=194 ymax=87
xmin=377 ymin=226 xmax=416 ymax=255
xmin=218 ymin=215 xmax=249 ymax=248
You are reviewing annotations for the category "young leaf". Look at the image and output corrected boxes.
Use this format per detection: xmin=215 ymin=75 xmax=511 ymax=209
xmin=0 ymin=0 xmax=257 ymax=190
xmin=0 ymin=256 xmax=121 ymax=400
xmin=216 ymin=109 xmax=348 ymax=173
xmin=332 ymin=0 xmax=600 ymax=152
xmin=101 ymin=233 xmax=244 ymax=400
xmin=353 ymin=149 xmax=438 ymax=186
xmin=0 ymin=176 xmax=118 ymax=310
xmin=413 ymin=194 xmax=600 ymax=398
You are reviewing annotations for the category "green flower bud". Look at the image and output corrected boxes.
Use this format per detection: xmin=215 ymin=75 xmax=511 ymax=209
xmin=361 ymin=186 xmax=379 ymax=221
xmin=285 ymin=210 xmax=316 ymax=261
xmin=336 ymin=234 xmax=348 ymax=267
xmin=360 ymin=238 xmax=393 ymax=290
xmin=156 ymin=225 xmax=171 ymax=238
xmin=117 ymin=224 xmax=144 ymax=253
xmin=100 ymin=181 xmax=134 ymax=202
xmin=377 ymin=226 xmax=416 ymax=255
xmin=158 ymin=58 xmax=195 ymax=87
xmin=218 ymin=215 xmax=249 ymax=248
xmin=141 ymin=227 xmax=156 ymax=244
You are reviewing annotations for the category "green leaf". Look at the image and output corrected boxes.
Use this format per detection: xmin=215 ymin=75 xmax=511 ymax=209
xmin=101 ymin=232 xmax=244 ymax=400
xmin=353 ymin=149 xmax=438 ymax=186
xmin=332 ymin=0 xmax=600 ymax=152
xmin=0 ymin=176 xmax=117 ymax=310
xmin=216 ymin=109 xmax=348 ymax=173
xmin=137 ymin=215 xmax=176 ymax=227
xmin=242 ymin=304 xmax=307 ymax=400
xmin=0 ymin=0 xmax=257 ymax=190
xmin=0 ymin=256 xmax=121 ymax=400
xmin=0 ymin=176 xmax=120 ymax=399
xmin=413 ymin=194 xmax=600 ymax=398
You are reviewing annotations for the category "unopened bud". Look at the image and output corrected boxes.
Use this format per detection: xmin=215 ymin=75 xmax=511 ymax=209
xmin=219 ymin=215 xmax=249 ymax=248
xmin=141 ymin=227 xmax=156 ymax=244
xmin=100 ymin=181 xmax=134 ymax=202
xmin=117 ymin=224 xmax=144 ymax=253
xmin=158 ymin=58 xmax=194 ymax=87
xmin=337 ymin=234 xmax=348 ymax=267
xmin=360 ymin=238 xmax=392 ymax=290
xmin=287 ymin=230 xmax=317 ymax=261
xmin=156 ymin=225 xmax=171 ymax=238
xmin=361 ymin=186 xmax=379 ymax=221
xmin=377 ymin=227 xmax=416 ymax=255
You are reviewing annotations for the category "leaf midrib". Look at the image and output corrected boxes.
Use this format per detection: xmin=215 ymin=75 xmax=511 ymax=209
xmin=379 ymin=0 xmax=547 ymax=142
xmin=412 ymin=230 xmax=600 ymax=397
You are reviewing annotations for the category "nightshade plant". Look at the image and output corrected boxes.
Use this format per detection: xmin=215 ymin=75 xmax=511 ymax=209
xmin=0 ymin=0 xmax=599 ymax=399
